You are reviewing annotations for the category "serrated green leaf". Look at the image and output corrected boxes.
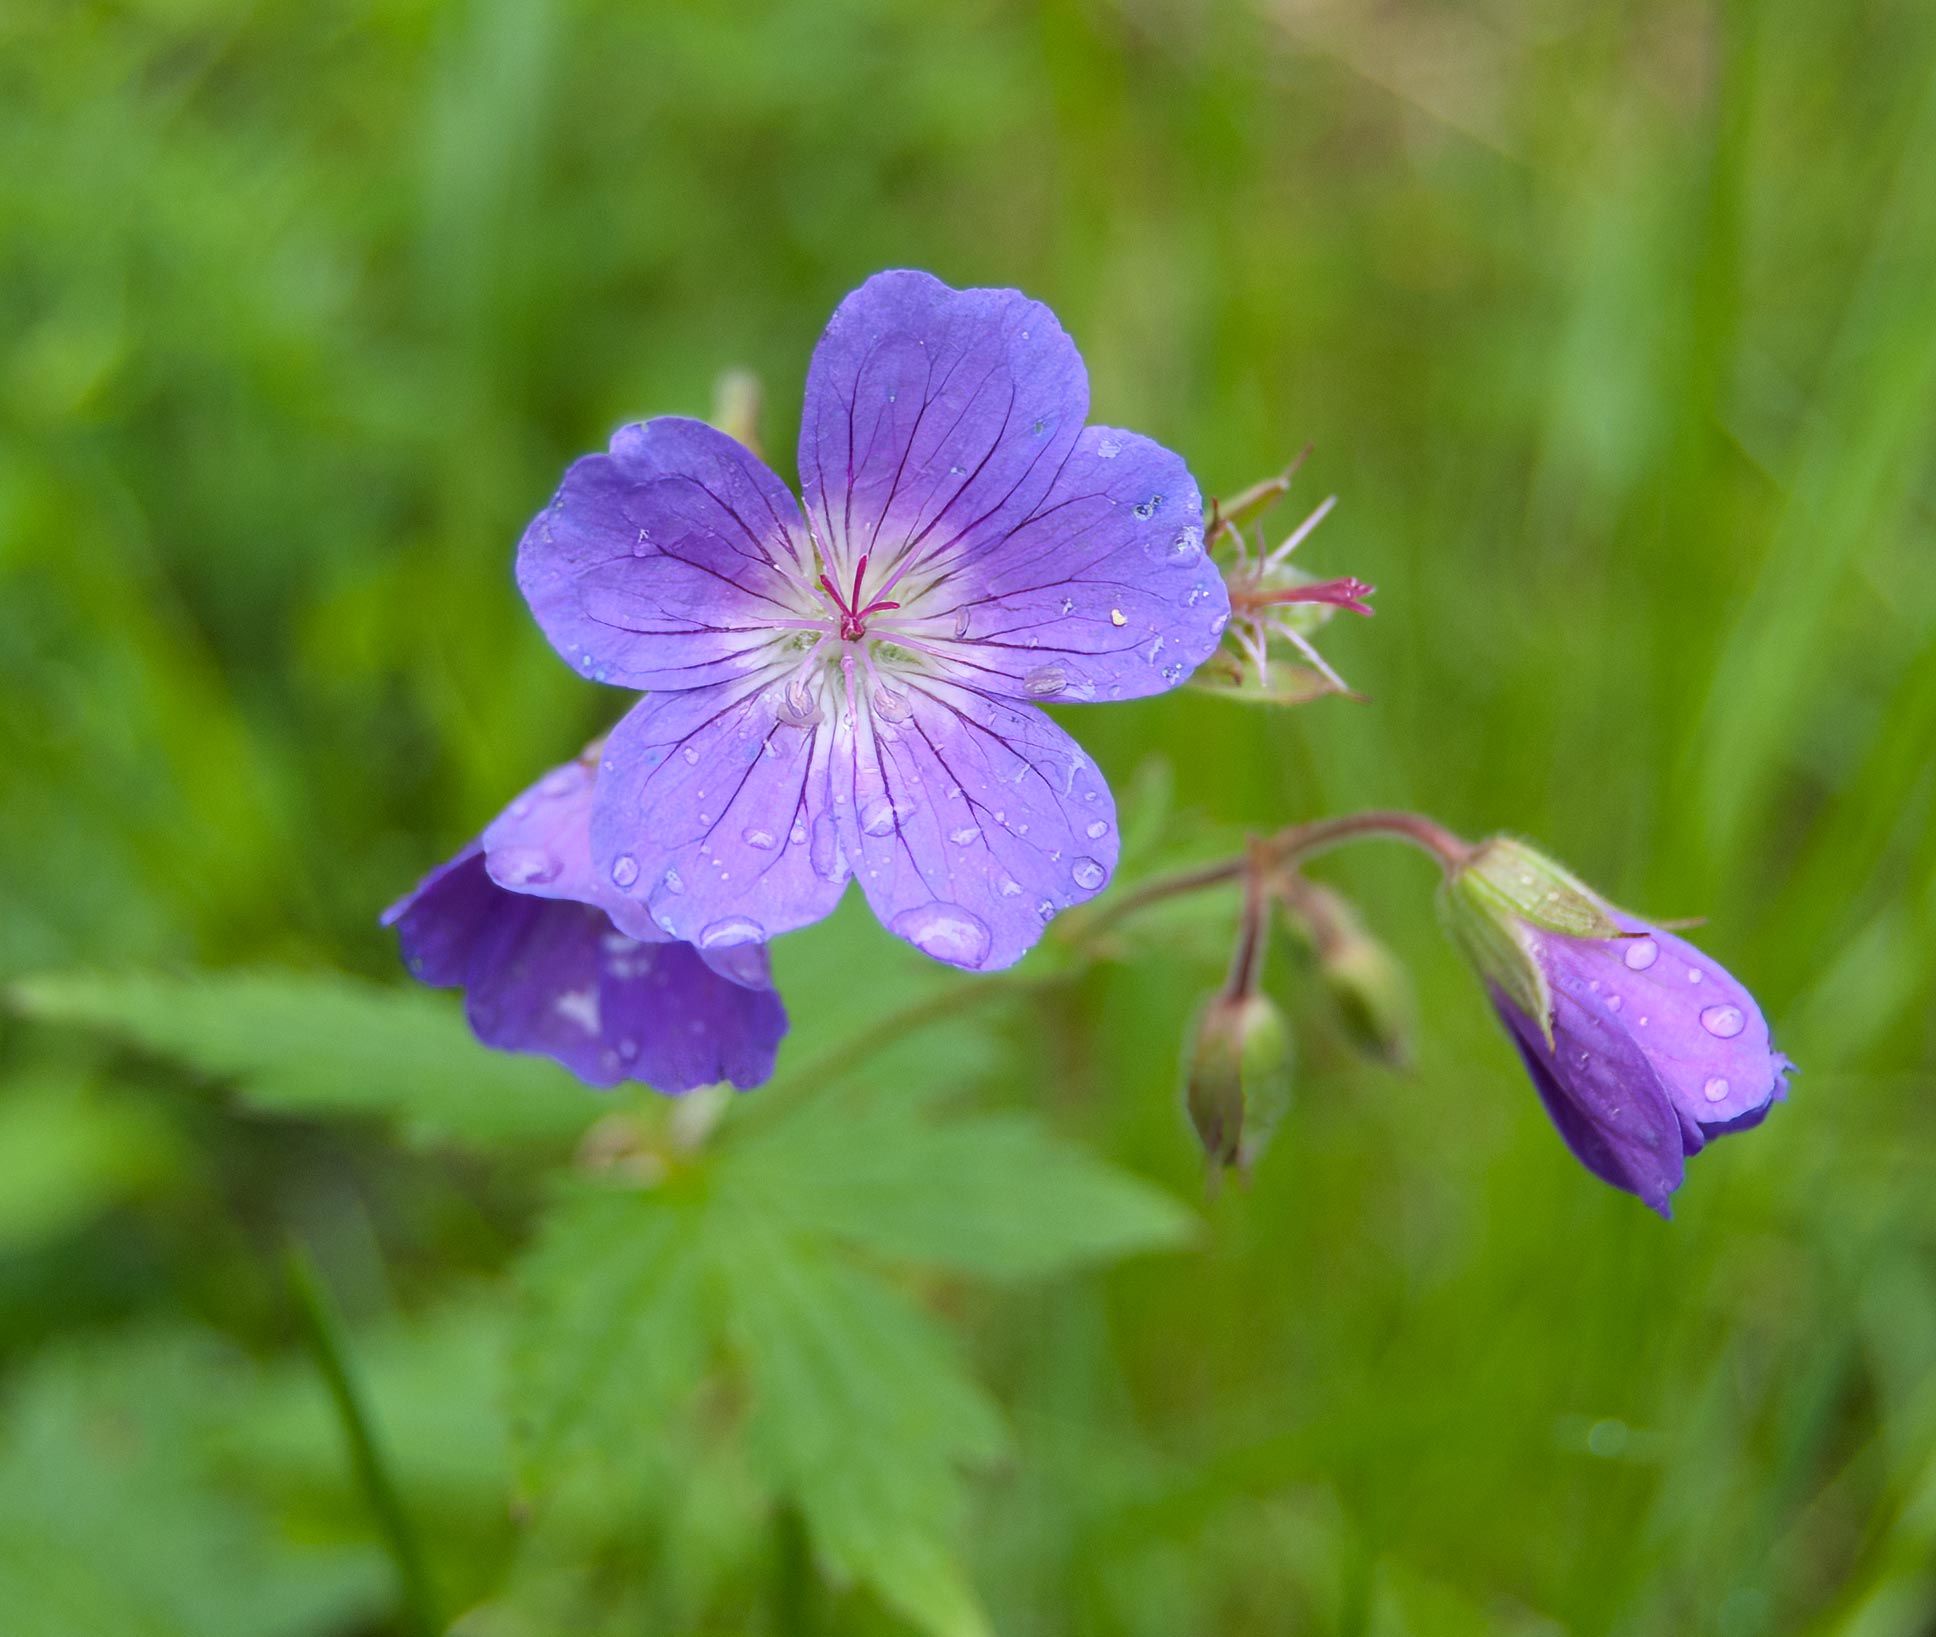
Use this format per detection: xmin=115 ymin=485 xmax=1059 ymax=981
xmin=724 ymin=1085 xmax=1196 ymax=1278
xmin=9 ymin=969 xmax=599 ymax=1149
xmin=719 ymin=1217 xmax=1005 ymax=1637
xmin=510 ymin=1181 xmax=714 ymax=1485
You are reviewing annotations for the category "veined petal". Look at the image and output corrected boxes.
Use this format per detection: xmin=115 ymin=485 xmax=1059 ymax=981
xmin=837 ymin=677 xmax=1117 ymax=972
xmin=591 ymin=677 xmax=850 ymax=949
xmin=897 ymin=427 xmax=1228 ymax=703
xmin=1493 ymin=989 xmax=1685 ymax=1217
xmin=798 ymin=270 xmax=1087 ymax=588
xmin=386 ymin=850 xmax=786 ymax=1092
xmin=478 ymin=756 xmax=666 ymax=944
xmin=517 ymin=418 xmax=815 ymax=690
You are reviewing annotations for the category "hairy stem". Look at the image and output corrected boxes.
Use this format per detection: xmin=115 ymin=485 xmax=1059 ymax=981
xmin=1080 ymin=809 xmax=1473 ymax=942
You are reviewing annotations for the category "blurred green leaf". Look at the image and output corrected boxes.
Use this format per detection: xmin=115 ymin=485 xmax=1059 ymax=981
xmin=727 ymin=1083 xmax=1194 ymax=1278
xmin=0 ymin=1079 xmax=177 ymax=1249
xmin=8 ymin=969 xmax=598 ymax=1149
xmin=0 ymin=1332 xmax=381 ymax=1637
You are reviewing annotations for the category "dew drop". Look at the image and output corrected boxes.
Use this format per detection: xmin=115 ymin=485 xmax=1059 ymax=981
xmin=700 ymin=915 xmax=765 ymax=949
xmin=1703 ymin=1076 xmax=1730 ymax=1103
xmin=680 ymin=746 xmax=700 ymax=766
xmin=1035 ymin=898 xmax=1056 ymax=923
xmin=1699 ymin=1004 xmax=1745 ymax=1039
xmin=495 ymin=847 xmax=560 ymax=887
xmin=1110 ymin=608 xmax=1126 ymax=626
xmin=860 ymin=793 xmax=912 ymax=837
xmin=1072 ymin=857 xmax=1107 ymax=891
xmin=996 ymin=874 xmax=1021 ymax=897
xmin=890 ymin=902 xmax=992 ymax=969
xmin=660 ymin=866 xmax=685 ymax=895
xmin=1023 ymin=663 xmax=1068 ymax=698
xmin=789 ymin=821 xmax=807 ymax=846
xmin=948 ymin=824 xmax=982 ymax=845
xmin=810 ymin=812 xmax=849 ymax=883
xmin=872 ymin=686 xmax=911 ymax=723
xmin=1085 ymin=820 xmax=1109 ymax=839
xmin=742 ymin=826 xmax=777 ymax=851
xmin=1623 ymin=938 xmax=1659 ymax=971
xmin=1058 ymin=596 xmax=1074 ymax=615
xmin=610 ymin=854 xmax=640 ymax=889
xmin=1098 ymin=437 xmax=1122 ymax=459
xmin=1144 ymin=526 xmax=1203 ymax=568
xmin=539 ymin=767 xmax=578 ymax=797
xmin=1133 ymin=495 xmax=1161 ymax=520
xmin=1687 ymin=968 xmax=1703 ymax=984
xmin=1607 ymin=994 xmax=1622 ymax=1012
xmin=1210 ymin=612 xmax=1229 ymax=636
xmin=952 ymin=608 xmax=971 ymax=639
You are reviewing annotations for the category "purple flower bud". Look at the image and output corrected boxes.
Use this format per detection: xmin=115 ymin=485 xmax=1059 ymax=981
xmin=1443 ymin=839 xmax=1792 ymax=1216
xmin=382 ymin=757 xmax=787 ymax=1094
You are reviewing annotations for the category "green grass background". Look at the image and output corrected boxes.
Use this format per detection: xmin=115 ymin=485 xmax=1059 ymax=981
xmin=2 ymin=0 xmax=1934 ymax=1632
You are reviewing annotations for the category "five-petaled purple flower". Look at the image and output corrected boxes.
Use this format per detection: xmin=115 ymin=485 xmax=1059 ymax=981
xmin=1443 ymin=839 xmax=1792 ymax=1216
xmin=516 ymin=270 xmax=1232 ymax=971
xmin=383 ymin=753 xmax=787 ymax=1092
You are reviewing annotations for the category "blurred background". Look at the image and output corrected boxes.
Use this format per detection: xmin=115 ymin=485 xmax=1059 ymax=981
xmin=3 ymin=0 xmax=1934 ymax=1632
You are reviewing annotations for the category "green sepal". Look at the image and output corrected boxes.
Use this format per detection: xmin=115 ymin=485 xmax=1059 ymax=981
xmin=1437 ymin=838 xmax=1621 ymax=1050
xmin=1183 ymin=993 xmax=1293 ymax=1179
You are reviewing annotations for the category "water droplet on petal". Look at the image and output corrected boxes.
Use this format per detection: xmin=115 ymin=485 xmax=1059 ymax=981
xmin=1098 ymin=437 xmax=1122 ymax=459
xmin=952 ymin=608 xmax=971 ymax=639
xmin=872 ymin=686 xmax=911 ymax=723
xmin=1703 ymin=1076 xmax=1730 ymax=1103
xmin=1085 ymin=820 xmax=1109 ymax=839
xmin=789 ymin=821 xmax=807 ymax=846
xmin=1058 ymin=596 xmax=1074 ymax=615
xmin=660 ymin=866 xmax=685 ymax=895
xmin=742 ymin=826 xmax=777 ymax=850
xmin=810 ymin=812 xmax=848 ymax=883
xmin=1209 ymin=612 xmax=1229 ymax=636
xmin=1623 ymin=938 xmax=1659 ymax=971
xmin=860 ymin=792 xmax=912 ymax=837
xmin=1699 ymin=1005 xmax=1744 ymax=1038
xmin=495 ymin=847 xmax=560 ymax=886
xmin=539 ymin=767 xmax=578 ymax=797
xmin=1023 ymin=663 xmax=1068 ymax=698
xmin=1035 ymin=898 xmax=1056 ymax=923
xmin=1133 ymin=495 xmax=1160 ymax=520
xmin=948 ymin=825 xmax=982 ymax=845
xmin=700 ymin=916 xmax=765 ymax=948
xmin=996 ymin=874 xmax=1021 ymax=897
xmin=1110 ymin=608 xmax=1126 ymax=626
xmin=680 ymin=746 xmax=700 ymax=766
xmin=890 ymin=902 xmax=992 ymax=969
xmin=1687 ymin=968 xmax=1703 ymax=984
xmin=1606 ymin=994 xmax=1622 ymax=1012
xmin=1072 ymin=857 xmax=1107 ymax=891
xmin=610 ymin=854 xmax=639 ymax=888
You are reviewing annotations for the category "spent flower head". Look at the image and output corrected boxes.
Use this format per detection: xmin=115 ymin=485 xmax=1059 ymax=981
xmin=1194 ymin=454 xmax=1374 ymax=703
xmin=384 ymin=753 xmax=786 ymax=1092
xmin=516 ymin=270 xmax=1231 ymax=972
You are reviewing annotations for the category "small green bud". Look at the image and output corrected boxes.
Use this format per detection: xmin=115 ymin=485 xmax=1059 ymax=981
xmin=1282 ymin=881 xmax=1415 ymax=1068
xmin=1183 ymin=992 xmax=1293 ymax=1181
xmin=1437 ymin=837 xmax=1621 ymax=1047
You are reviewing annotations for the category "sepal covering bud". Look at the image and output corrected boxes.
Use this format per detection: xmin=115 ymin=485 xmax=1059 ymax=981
xmin=1183 ymin=992 xmax=1293 ymax=1181
xmin=1282 ymin=880 xmax=1415 ymax=1068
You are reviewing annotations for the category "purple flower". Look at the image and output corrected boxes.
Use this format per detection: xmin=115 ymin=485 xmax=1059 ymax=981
xmin=383 ymin=755 xmax=787 ymax=1092
xmin=1443 ymin=839 xmax=1792 ymax=1216
xmin=516 ymin=270 xmax=1231 ymax=971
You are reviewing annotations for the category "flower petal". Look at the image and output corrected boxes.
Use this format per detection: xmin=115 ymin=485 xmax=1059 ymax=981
xmin=798 ymin=270 xmax=1087 ymax=586
xmin=517 ymin=418 xmax=814 ymax=690
xmin=591 ymin=678 xmax=851 ymax=949
xmin=1493 ymin=989 xmax=1684 ymax=1216
xmin=388 ymin=850 xmax=786 ymax=1092
xmin=838 ymin=677 xmax=1117 ymax=971
xmin=478 ymin=757 xmax=666 ymax=943
xmin=901 ymin=427 xmax=1228 ymax=703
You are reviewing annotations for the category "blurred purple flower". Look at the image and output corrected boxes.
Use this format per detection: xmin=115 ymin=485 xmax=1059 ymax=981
xmin=517 ymin=270 xmax=1230 ymax=971
xmin=1492 ymin=915 xmax=1793 ymax=1216
xmin=383 ymin=756 xmax=786 ymax=1092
